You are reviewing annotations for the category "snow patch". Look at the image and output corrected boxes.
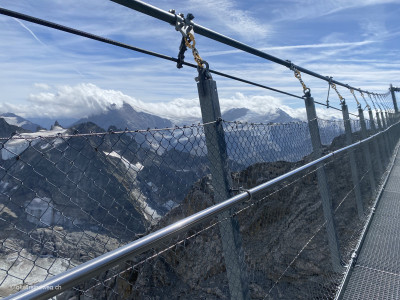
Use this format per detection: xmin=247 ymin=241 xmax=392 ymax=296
xmin=0 ymin=204 xmax=17 ymax=218
xmin=104 ymin=151 xmax=144 ymax=172
xmin=25 ymin=197 xmax=70 ymax=227
xmin=163 ymin=200 xmax=178 ymax=210
xmin=137 ymin=197 xmax=161 ymax=224
xmin=1 ymin=116 xmax=28 ymax=128
xmin=0 ymin=181 xmax=9 ymax=192
xmin=147 ymin=182 xmax=158 ymax=192
xmin=1 ymin=127 xmax=67 ymax=160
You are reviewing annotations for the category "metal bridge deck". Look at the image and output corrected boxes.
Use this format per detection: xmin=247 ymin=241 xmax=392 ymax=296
xmin=342 ymin=152 xmax=400 ymax=299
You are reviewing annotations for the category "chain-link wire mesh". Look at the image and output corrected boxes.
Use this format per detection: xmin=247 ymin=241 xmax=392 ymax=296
xmin=1 ymin=114 xmax=398 ymax=299
xmin=52 ymin=121 xmax=399 ymax=299
xmin=318 ymin=118 xmax=345 ymax=146
xmin=0 ymin=123 xmax=214 ymax=297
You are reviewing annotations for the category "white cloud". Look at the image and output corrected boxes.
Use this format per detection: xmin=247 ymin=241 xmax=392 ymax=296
xmin=0 ymin=83 xmax=344 ymax=124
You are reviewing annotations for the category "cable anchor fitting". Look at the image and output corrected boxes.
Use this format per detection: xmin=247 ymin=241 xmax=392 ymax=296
xmin=170 ymin=10 xmax=206 ymax=70
xmin=350 ymin=88 xmax=361 ymax=108
xmin=367 ymin=93 xmax=378 ymax=111
xmin=330 ymin=81 xmax=345 ymax=105
xmin=326 ymin=76 xmax=332 ymax=108
xmin=287 ymin=61 xmax=311 ymax=97
xmin=360 ymin=91 xmax=370 ymax=110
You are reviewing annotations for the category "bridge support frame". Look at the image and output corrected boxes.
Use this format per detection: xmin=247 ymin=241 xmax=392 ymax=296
xmin=304 ymin=94 xmax=342 ymax=272
xmin=380 ymin=111 xmax=394 ymax=152
xmin=376 ymin=111 xmax=391 ymax=161
xmin=341 ymin=101 xmax=364 ymax=220
xmin=196 ymin=71 xmax=250 ymax=300
xmin=390 ymin=84 xmax=399 ymax=114
xmin=368 ymin=107 xmax=384 ymax=176
xmin=358 ymin=107 xmax=376 ymax=192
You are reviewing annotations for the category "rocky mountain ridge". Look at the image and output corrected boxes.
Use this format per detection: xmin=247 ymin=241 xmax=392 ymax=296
xmin=222 ymin=107 xmax=300 ymax=124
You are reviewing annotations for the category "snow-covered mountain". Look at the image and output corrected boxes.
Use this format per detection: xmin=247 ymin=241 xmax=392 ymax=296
xmin=0 ymin=117 xmax=30 ymax=138
xmin=0 ymin=113 xmax=42 ymax=132
xmin=222 ymin=107 xmax=300 ymax=123
xmin=74 ymin=102 xmax=172 ymax=131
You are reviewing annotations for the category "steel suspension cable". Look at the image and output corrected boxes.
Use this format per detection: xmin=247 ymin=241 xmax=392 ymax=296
xmin=112 ymin=0 xmax=385 ymax=96
xmin=0 ymin=7 xmax=303 ymax=100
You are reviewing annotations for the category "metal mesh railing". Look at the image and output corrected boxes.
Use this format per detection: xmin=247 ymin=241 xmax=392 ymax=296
xmin=1 ymin=115 xmax=399 ymax=299
xmin=0 ymin=123 xmax=213 ymax=297
xmin=0 ymin=2 xmax=399 ymax=299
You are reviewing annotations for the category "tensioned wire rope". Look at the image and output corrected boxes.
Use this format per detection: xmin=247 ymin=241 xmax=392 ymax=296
xmin=0 ymin=7 xmax=358 ymax=116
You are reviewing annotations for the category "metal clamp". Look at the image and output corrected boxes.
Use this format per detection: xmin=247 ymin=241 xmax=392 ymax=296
xmin=170 ymin=10 xmax=206 ymax=69
xmin=230 ymin=187 xmax=252 ymax=201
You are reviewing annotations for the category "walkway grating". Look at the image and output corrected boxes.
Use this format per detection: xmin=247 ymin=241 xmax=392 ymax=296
xmin=342 ymin=150 xmax=400 ymax=299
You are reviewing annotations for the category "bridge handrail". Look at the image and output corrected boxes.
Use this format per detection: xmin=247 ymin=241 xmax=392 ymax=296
xmin=5 ymin=120 xmax=399 ymax=300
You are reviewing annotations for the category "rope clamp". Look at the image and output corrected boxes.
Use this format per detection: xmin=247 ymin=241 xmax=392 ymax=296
xmin=350 ymin=88 xmax=361 ymax=108
xmin=170 ymin=10 xmax=205 ymax=69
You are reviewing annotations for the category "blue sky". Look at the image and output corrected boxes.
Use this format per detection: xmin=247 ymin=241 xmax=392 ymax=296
xmin=0 ymin=0 xmax=399 ymax=122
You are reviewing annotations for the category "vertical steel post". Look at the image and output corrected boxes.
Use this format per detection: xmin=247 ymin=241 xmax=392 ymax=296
xmin=386 ymin=112 xmax=391 ymax=126
xmin=381 ymin=111 xmax=387 ymax=129
xmin=358 ymin=107 xmax=376 ymax=192
xmin=386 ymin=111 xmax=396 ymax=150
xmin=381 ymin=111 xmax=394 ymax=152
xmin=341 ymin=101 xmax=364 ymax=219
xmin=368 ymin=107 xmax=383 ymax=175
xmin=196 ymin=71 xmax=249 ymax=300
xmin=390 ymin=84 xmax=399 ymax=114
xmin=304 ymin=94 xmax=342 ymax=272
xmin=390 ymin=86 xmax=400 ymax=143
xmin=376 ymin=111 xmax=390 ymax=160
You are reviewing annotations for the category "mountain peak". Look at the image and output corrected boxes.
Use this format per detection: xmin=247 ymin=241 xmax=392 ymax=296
xmin=221 ymin=107 xmax=299 ymax=123
xmin=0 ymin=112 xmax=41 ymax=132
xmin=74 ymin=102 xmax=172 ymax=131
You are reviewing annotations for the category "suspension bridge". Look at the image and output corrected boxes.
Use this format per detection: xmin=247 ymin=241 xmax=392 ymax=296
xmin=0 ymin=1 xmax=400 ymax=299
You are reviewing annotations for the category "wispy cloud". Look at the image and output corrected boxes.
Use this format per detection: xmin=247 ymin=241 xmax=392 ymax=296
xmin=202 ymin=40 xmax=376 ymax=57
xmin=12 ymin=18 xmax=46 ymax=47
xmin=272 ymin=0 xmax=398 ymax=22
xmin=34 ymin=83 xmax=51 ymax=90
xmin=187 ymin=0 xmax=270 ymax=41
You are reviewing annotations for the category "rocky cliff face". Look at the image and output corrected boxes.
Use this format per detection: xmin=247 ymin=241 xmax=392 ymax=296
xmin=104 ymin=132 xmax=373 ymax=300
xmin=0 ymin=117 xmax=29 ymax=138
xmin=0 ymin=116 xmax=376 ymax=299
xmin=0 ymin=121 xmax=213 ymax=298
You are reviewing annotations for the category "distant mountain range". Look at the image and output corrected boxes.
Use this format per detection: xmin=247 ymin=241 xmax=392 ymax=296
xmin=0 ymin=103 xmax=302 ymax=134
xmin=222 ymin=107 xmax=300 ymax=123
xmin=0 ymin=102 xmax=172 ymax=132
